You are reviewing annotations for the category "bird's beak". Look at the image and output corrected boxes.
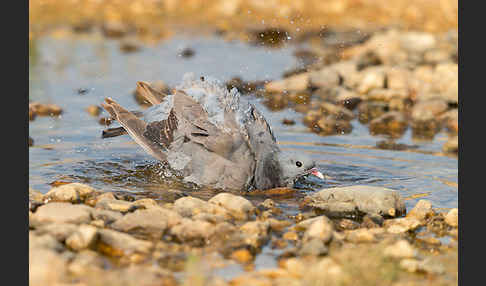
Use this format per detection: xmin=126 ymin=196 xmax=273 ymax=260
xmin=309 ymin=168 xmax=325 ymax=180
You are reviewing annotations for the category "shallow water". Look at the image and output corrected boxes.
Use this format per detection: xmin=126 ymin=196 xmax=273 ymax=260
xmin=29 ymin=31 xmax=457 ymax=210
xmin=29 ymin=30 xmax=457 ymax=276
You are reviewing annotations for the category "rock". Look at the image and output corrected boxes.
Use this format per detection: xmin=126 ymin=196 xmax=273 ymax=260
xmin=119 ymin=37 xmax=141 ymax=53
xmin=444 ymin=208 xmax=458 ymax=227
xmin=265 ymin=73 xmax=309 ymax=93
xmin=280 ymin=257 xmax=306 ymax=278
xmin=384 ymin=240 xmax=417 ymax=259
xmin=369 ymin=111 xmax=408 ymax=138
xmin=282 ymin=118 xmax=296 ymax=125
xmin=440 ymin=109 xmax=458 ymax=134
xmin=30 ymin=248 xmax=69 ymax=286
xmin=357 ymin=101 xmax=389 ymax=123
xmin=361 ymin=213 xmax=384 ymax=228
xmin=111 ymin=207 xmax=182 ymax=238
xmin=309 ymin=68 xmax=340 ymax=89
xmin=356 ymin=68 xmax=386 ymax=94
xmin=29 ymin=232 xmax=64 ymax=252
xmin=95 ymin=198 xmax=136 ymax=213
xmin=231 ymin=249 xmax=253 ymax=264
xmin=86 ymin=105 xmax=102 ymax=116
xmin=314 ymin=116 xmax=353 ymax=135
xmin=131 ymin=198 xmax=159 ymax=209
xmin=66 ymin=224 xmax=98 ymax=251
xmin=169 ymin=218 xmax=215 ymax=244
xmin=102 ymin=21 xmax=130 ymax=38
xmin=267 ymin=218 xmax=292 ymax=232
xmin=344 ymin=228 xmax=384 ymax=243
xmin=298 ymin=238 xmax=328 ymax=256
xmin=240 ymin=220 xmax=270 ymax=248
xmin=44 ymin=183 xmax=96 ymax=203
xmin=400 ymin=32 xmax=436 ymax=53
xmin=319 ymin=102 xmax=355 ymax=120
xmin=31 ymin=203 xmax=93 ymax=226
xmin=443 ymin=136 xmax=458 ymax=153
xmin=411 ymin=98 xmax=449 ymax=122
xmin=283 ymin=231 xmax=299 ymax=241
xmin=208 ymin=193 xmax=255 ymax=220
xmin=230 ymin=273 xmax=272 ymax=286
xmin=400 ymin=258 xmax=420 ymax=272
xmin=300 ymin=216 xmax=333 ymax=243
xmin=173 ymin=196 xmax=229 ymax=218
xmin=67 ymin=250 xmax=105 ymax=276
xmin=85 ymin=192 xmax=117 ymax=206
xmin=337 ymin=218 xmax=360 ymax=230
xmin=386 ymin=68 xmax=412 ymax=90
xmin=406 ymin=199 xmax=434 ymax=221
xmin=29 ymin=187 xmax=44 ymax=211
xmin=307 ymin=257 xmax=345 ymax=282
xmin=304 ymin=185 xmax=406 ymax=218
xmin=90 ymin=208 xmax=123 ymax=224
xmin=29 ymin=102 xmax=63 ymax=116
xmin=384 ymin=217 xmax=422 ymax=233
xmin=97 ymin=229 xmax=153 ymax=256
xmin=35 ymin=223 xmax=78 ymax=242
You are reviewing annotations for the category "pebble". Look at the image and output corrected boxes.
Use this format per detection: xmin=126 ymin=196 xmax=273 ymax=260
xmin=90 ymin=208 xmax=123 ymax=224
xmin=298 ymin=238 xmax=328 ymax=256
xmin=357 ymin=101 xmax=389 ymax=123
xmin=169 ymin=218 xmax=215 ymax=244
xmin=384 ymin=239 xmax=417 ymax=259
xmin=35 ymin=223 xmax=78 ymax=242
xmin=443 ymin=136 xmax=458 ymax=153
xmin=319 ymin=102 xmax=355 ymax=120
xmin=356 ymin=68 xmax=386 ymax=94
xmin=411 ymin=98 xmax=449 ymax=122
xmin=444 ymin=208 xmax=458 ymax=227
xmin=29 ymin=248 xmax=68 ymax=286
xmin=309 ymin=68 xmax=341 ymax=89
xmin=44 ymin=183 xmax=96 ymax=203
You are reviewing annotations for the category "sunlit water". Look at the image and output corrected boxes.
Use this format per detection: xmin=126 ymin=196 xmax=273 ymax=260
xmin=29 ymin=30 xmax=457 ymax=275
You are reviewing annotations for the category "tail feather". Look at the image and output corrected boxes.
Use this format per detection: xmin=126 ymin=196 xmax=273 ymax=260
xmin=102 ymin=127 xmax=127 ymax=138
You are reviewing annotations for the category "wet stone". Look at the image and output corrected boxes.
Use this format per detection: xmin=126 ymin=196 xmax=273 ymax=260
xmin=301 ymin=216 xmax=333 ymax=244
xmin=319 ymin=102 xmax=355 ymax=121
xmin=309 ymin=68 xmax=341 ymax=89
xmin=30 ymin=248 xmax=69 ymax=286
xmin=173 ymin=196 xmax=229 ymax=218
xmin=29 ymin=102 xmax=63 ymax=117
xmin=29 ymin=187 xmax=44 ymax=211
xmin=169 ymin=218 xmax=215 ymax=244
xmin=298 ymin=238 xmax=329 ymax=256
xmin=443 ymin=136 xmax=458 ymax=154
xmin=356 ymin=67 xmax=386 ymax=94
xmin=86 ymin=105 xmax=102 ymax=116
xmin=304 ymin=185 xmax=406 ymax=219
xmin=314 ymin=116 xmax=353 ymax=135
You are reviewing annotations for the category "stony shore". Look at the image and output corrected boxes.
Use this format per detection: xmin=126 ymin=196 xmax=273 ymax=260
xmin=29 ymin=183 xmax=458 ymax=286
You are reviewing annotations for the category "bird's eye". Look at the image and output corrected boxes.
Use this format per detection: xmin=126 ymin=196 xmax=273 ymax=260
xmin=296 ymin=161 xmax=302 ymax=167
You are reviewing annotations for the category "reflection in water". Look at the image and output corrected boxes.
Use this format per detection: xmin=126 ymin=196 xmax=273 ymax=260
xmin=29 ymin=32 xmax=457 ymax=214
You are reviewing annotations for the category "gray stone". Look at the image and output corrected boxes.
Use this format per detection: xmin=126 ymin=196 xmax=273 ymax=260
xmin=208 ymin=193 xmax=255 ymax=220
xmin=304 ymin=185 xmax=406 ymax=218
xmin=30 ymin=202 xmax=93 ymax=226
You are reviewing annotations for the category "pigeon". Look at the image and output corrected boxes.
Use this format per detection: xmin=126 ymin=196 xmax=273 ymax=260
xmin=101 ymin=73 xmax=324 ymax=191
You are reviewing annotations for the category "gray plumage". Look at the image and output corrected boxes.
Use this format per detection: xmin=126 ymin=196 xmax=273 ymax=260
xmin=101 ymin=73 xmax=319 ymax=191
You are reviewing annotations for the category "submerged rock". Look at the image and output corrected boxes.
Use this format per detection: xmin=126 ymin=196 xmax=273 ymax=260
xmin=303 ymin=185 xmax=406 ymax=219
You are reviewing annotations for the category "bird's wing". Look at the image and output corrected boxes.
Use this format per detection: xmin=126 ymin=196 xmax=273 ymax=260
xmin=136 ymin=81 xmax=167 ymax=105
